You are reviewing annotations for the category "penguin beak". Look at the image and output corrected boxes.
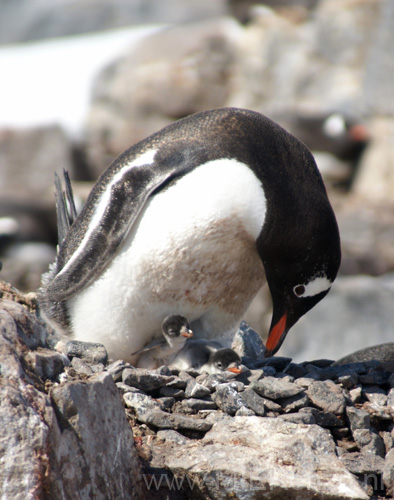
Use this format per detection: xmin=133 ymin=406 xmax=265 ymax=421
xmin=181 ymin=328 xmax=193 ymax=339
xmin=264 ymin=311 xmax=288 ymax=357
xmin=227 ymin=364 xmax=242 ymax=374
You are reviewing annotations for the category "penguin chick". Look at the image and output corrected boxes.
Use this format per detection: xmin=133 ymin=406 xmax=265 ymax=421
xmin=133 ymin=314 xmax=193 ymax=369
xmin=200 ymin=348 xmax=242 ymax=375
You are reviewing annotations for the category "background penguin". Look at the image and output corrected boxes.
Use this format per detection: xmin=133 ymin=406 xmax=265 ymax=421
xmin=132 ymin=314 xmax=193 ymax=368
xmin=38 ymin=107 xmax=341 ymax=362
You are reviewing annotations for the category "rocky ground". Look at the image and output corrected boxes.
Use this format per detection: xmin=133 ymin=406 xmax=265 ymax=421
xmin=1 ymin=282 xmax=393 ymax=499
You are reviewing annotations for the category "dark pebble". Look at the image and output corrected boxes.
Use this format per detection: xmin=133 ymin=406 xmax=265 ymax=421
xmin=122 ymin=367 xmax=175 ymax=391
xmin=66 ymin=340 xmax=108 ymax=365
xmin=239 ymin=388 xmax=266 ymax=416
xmin=213 ymin=383 xmax=245 ymax=415
xmin=252 ymin=376 xmax=304 ymax=400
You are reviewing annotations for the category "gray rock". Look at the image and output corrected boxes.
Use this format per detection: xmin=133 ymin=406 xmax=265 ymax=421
xmin=156 ymin=417 xmax=368 ymax=499
xmin=122 ymin=367 xmax=175 ymax=391
xmin=156 ymin=429 xmax=191 ymax=446
xmin=25 ymin=347 xmax=68 ymax=379
xmin=383 ymin=448 xmax=394 ymax=497
xmin=349 ymin=386 xmax=363 ymax=404
xmin=70 ymin=355 xmax=94 ymax=377
xmin=388 ymin=388 xmax=394 ymax=408
xmin=50 ymin=372 xmax=142 ymax=499
xmin=252 ymin=376 xmax=304 ymax=400
xmin=301 ymin=408 xmax=343 ymax=428
xmin=239 ymin=388 xmax=266 ymax=416
xmin=279 ymin=392 xmax=309 ymax=413
xmin=362 ymin=401 xmax=393 ymax=422
xmin=235 ymin=406 xmax=255 ymax=416
xmin=231 ymin=320 xmax=266 ymax=358
xmin=159 ymin=387 xmax=185 ymax=399
xmin=116 ymin=382 xmax=145 ymax=395
xmin=185 ymin=379 xmax=211 ymax=399
xmin=180 ymin=398 xmax=218 ymax=412
xmin=353 ymin=429 xmax=385 ymax=457
xmin=279 ymin=412 xmax=316 ymax=425
xmin=381 ymin=431 xmax=394 ymax=454
xmin=106 ymin=359 xmax=132 ymax=382
xmin=213 ymin=383 xmax=246 ymax=416
xmin=307 ymin=380 xmax=346 ymax=414
xmin=362 ymin=385 xmax=388 ymax=405
xmin=66 ymin=339 xmax=108 ymax=365
xmin=346 ymin=406 xmax=371 ymax=432
xmin=337 ymin=372 xmax=359 ymax=389
xmin=340 ymin=451 xmax=385 ymax=476
xmin=335 ymin=342 xmax=394 ymax=365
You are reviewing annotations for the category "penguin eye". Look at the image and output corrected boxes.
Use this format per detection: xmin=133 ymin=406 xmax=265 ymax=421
xmin=294 ymin=285 xmax=306 ymax=297
xmin=216 ymin=362 xmax=223 ymax=369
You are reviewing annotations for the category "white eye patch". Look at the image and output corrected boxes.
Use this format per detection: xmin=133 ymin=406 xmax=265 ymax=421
xmin=293 ymin=276 xmax=332 ymax=298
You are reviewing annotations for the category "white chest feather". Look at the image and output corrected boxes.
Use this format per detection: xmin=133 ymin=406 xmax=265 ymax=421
xmin=67 ymin=158 xmax=267 ymax=361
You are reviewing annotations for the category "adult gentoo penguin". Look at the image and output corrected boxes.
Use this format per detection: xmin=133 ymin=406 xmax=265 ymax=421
xmin=39 ymin=107 xmax=341 ymax=362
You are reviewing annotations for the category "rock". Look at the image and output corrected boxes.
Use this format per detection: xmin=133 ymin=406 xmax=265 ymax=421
xmin=353 ymin=429 xmax=385 ymax=457
xmin=231 ymin=320 xmax=266 ymax=358
xmin=239 ymin=388 xmax=266 ymax=416
xmin=213 ymin=383 xmax=246 ymax=415
xmin=0 ymin=298 xmax=142 ymax=500
xmin=151 ymin=417 xmax=368 ymax=499
xmin=336 ymin=342 xmax=394 ymax=365
xmin=49 ymin=372 xmax=142 ymax=499
xmin=25 ymin=347 xmax=68 ymax=380
xmin=184 ymin=379 xmax=211 ymax=399
xmin=66 ymin=339 xmax=108 ymax=365
xmin=346 ymin=406 xmax=370 ymax=432
xmin=307 ymin=380 xmax=347 ymax=415
xmin=279 ymin=392 xmax=309 ymax=413
xmin=383 ymin=448 xmax=394 ymax=497
xmin=252 ymin=376 xmax=304 ymax=399
xmin=180 ymin=398 xmax=218 ymax=412
xmin=301 ymin=408 xmax=344 ymax=428
xmin=340 ymin=451 xmax=385 ymax=476
xmin=279 ymin=412 xmax=316 ymax=425
xmin=122 ymin=367 xmax=175 ymax=391
xmin=362 ymin=385 xmax=388 ymax=406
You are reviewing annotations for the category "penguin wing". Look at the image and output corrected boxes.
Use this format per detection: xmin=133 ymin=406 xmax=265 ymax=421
xmin=44 ymin=146 xmax=194 ymax=302
xmin=131 ymin=338 xmax=166 ymax=356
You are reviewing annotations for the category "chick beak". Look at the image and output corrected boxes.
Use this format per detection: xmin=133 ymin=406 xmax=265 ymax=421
xmin=181 ymin=328 xmax=193 ymax=339
xmin=227 ymin=364 xmax=242 ymax=374
xmin=264 ymin=311 xmax=288 ymax=358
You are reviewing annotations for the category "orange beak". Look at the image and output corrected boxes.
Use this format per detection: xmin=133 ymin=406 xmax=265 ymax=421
xmin=227 ymin=366 xmax=242 ymax=374
xmin=181 ymin=329 xmax=193 ymax=339
xmin=265 ymin=312 xmax=287 ymax=356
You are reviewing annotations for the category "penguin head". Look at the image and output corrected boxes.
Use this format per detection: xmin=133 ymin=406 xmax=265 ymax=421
xmin=209 ymin=348 xmax=242 ymax=374
xmin=261 ymin=205 xmax=341 ymax=357
xmin=161 ymin=315 xmax=193 ymax=346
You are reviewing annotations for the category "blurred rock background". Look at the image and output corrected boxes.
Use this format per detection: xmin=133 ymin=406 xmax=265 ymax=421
xmin=0 ymin=0 xmax=393 ymax=362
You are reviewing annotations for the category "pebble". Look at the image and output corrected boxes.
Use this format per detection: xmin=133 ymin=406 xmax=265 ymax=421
xmin=185 ymin=379 xmax=211 ymax=398
xmin=107 ymin=360 xmax=132 ymax=382
xmin=180 ymin=398 xmax=218 ymax=412
xmin=279 ymin=392 xmax=309 ymax=413
xmin=349 ymin=385 xmax=363 ymax=404
xmin=279 ymin=412 xmax=316 ymax=425
xmin=213 ymin=383 xmax=245 ymax=416
xmin=235 ymin=406 xmax=255 ymax=416
xmin=307 ymin=380 xmax=346 ymax=415
xmin=26 ymin=348 xmax=69 ymax=380
xmin=337 ymin=372 xmax=359 ymax=389
xmin=383 ymin=448 xmax=394 ymax=497
xmin=387 ymin=388 xmax=394 ymax=408
xmin=363 ymin=385 xmax=388 ymax=406
xmin=66 ymin=340 xmax=108 ymax=365
xmin=159 ymin=386 xmax=185 ymax=399
xmin=156 ymin=429 xmax=190 ymax=445
xmin=346 ymin=406 xmax=370 ymax=432
xmin=70 ymin=357 xmax=94 ymax=377
xmin=353 ymin=429 xmax=385 ymax=457
xmin=252 ymin=376 xmax=304 ymax=400
xmin=239 ymin=389 xmax=266 ymax=416
xmin=301 ymin=408 xmax=344 ymax=428
xmin=122 ymin=367 xmax=175 ymax=392
xmin=339 ymin=451 xmax=386 ymax=475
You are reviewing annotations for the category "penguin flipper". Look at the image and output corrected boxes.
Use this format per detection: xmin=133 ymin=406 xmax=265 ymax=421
xmin=44 ymin=148 xmax=189 ymax=302
xmin=54 ymin=170 xmax=77 ymax=244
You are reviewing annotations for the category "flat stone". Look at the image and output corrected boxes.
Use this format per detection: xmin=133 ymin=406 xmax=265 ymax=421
xmin=70 ymin=356 xmax=94 ymax=377
xmin=165 ymin=376 xmax=187 ymax=389
xmin=180 ymin=398 xmax=218 ymax=412
xmin=235 ymin=406 xmax=255 ymax=416
xmin=185 ymin=379 xmax=211 ymax=398
xmin=239 ymin=389 xmax=266 ymax=416
xmin=252 ymin=376 xmax=304 ymax=400
xmin=158 ymin=386 xmax=185 ymax=399
xmin=122 ymin=367 xmax=175 ymax=391
xmin=25 ymin=347 xmax=68 ymax=380
xmin=362 ymin=385 xmax=388 ymax=406
xmin=294 ymin=377 xmax=318 ymax=388
xmin=156 ymin=397 xmax=175 ymax=411
xmin=279 ymin=392 xmax=309 ymax=413
xmin=307 ymin=380 xmax=346 ymax=414
xmin=279 ymin=412 xmax=316 ymax=425
xmin=359 ymin=371 xmax=390 ymax=385
xmin=232 ymin=320 xmax=266 ymax=358
xmin=346 ymin=406 xmax=370 ymax=432
xmin=331 ymin=427 xmax=351 ymax=439
xmin=383 ymin=448 xmax=394 ymax=497
xmin=213 ymin=383 xmax=245 ymax=416
xmin=123 ymin=391 xmax=161 ymax=414
xmin=116 ymin=382 xmax=145 ymax=395
xmin=349 ymin=386 xmax=363 ymax=404
xmin=337 ymin=372 xmax=359 ymax=389
xmin=66 ymin=340 xmax=108 ymax=365
xmin=159 ymin=417 xmax=368 ymax=499
xmin=381 ymin=431 xmax=394 ymax=454
xmin=362 ymin=401 xmax=393 ymax=421
xmin=156 ymin=430 xmax=190 ymax=446
xmin=353 ymin=429 xmax=385 ymax=457
xmin=340 ymin=451 xmax=385 ymax=475
xmin=301 ymin=408 xmax=344 ymax=428
xmin=106 ymin=359 xmax=132 ymax=382
xmin=388 ymin=388 xmax=394 ymax=408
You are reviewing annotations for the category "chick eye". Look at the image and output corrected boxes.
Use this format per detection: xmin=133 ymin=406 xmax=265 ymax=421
xmin=294 ymin=284 xmax=306 ymax=297
xmin=216 ymin=362 xmax=223 ymax=368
